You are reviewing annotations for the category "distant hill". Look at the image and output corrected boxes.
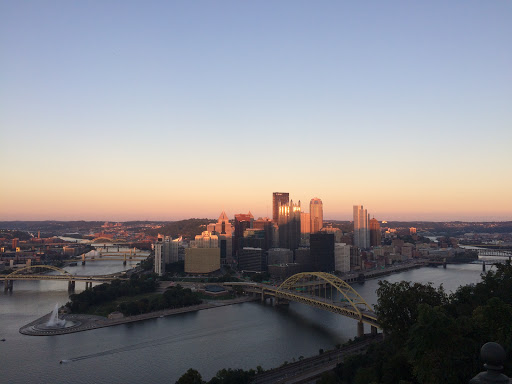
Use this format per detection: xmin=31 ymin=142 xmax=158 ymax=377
xmin=144 ymin=218 xmax=213 ymax=240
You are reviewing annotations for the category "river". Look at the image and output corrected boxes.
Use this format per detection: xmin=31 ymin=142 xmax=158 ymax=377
xmin=0 ymin=260 xmax=486 ymax=384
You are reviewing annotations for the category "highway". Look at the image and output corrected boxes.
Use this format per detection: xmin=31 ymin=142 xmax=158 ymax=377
xmin=251 ymin=334 xmax=383 ymax=384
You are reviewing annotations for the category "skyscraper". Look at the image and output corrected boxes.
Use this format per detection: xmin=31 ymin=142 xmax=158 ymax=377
xmin=310 ymin=198 xmax=323 ymax=233
xmin=278 ymin=199 xmax=301 ymax=250
xmin=353 ymin=205 xmax=370 ymax=249
xmin=272 ymin=192 xmax=289 ymax=223
xmin=207 ymin=211 xmax=233 ymax=264
xmin=234 ymin=212 xmax=254 ymax=256
xmin=369 ymin=218 xmax=382 ymax=247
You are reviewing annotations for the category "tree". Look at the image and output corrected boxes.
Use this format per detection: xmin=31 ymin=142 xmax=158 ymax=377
xmin=375 ymin=280 xmax=448 ymax=341
xmin=406 ymin=304 xmax=477 ymax=384
xmin=208 ymin=368 xmax=255 ymax=384
xmin=176 ymin=368 xmax=204 ymax=384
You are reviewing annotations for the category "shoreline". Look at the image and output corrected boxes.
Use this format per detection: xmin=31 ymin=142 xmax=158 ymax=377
xmin=19 ymin=295 xmax=258 ymax=336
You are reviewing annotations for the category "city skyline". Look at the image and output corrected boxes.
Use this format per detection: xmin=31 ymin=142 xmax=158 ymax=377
xmin=1 ymin=2 xmax=511 ymax=222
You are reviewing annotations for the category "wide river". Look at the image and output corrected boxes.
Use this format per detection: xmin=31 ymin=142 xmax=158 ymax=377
xmin=0 ymin=256 xmax=487 ymax=384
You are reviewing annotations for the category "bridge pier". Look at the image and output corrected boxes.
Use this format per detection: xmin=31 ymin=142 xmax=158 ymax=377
xmin=371 ymin=325 xmax=378 ymax=335
xmin=482 ymin=262 xmax=486 ymax=272
xmin=68 ymin=280 xmax=75 ymax=292
xmin=357 ymin=321 xmax=364 ymax=338
xmin=4 ymin=280 xmax=13 ymax=292
xmin=85 ymin=282 xmax=93 ymax=290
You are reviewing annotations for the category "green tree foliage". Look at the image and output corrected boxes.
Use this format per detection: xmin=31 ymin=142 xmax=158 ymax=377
xmin=67 ymin=274 xmax=201 ymax=316
xmin=175 ymin=368 xmax=256 ymax=384
xmin=176 ymin=368 xmax=204 ymax=384
xmin=375 ymin=281 xmax=448 ymax=341
xmin=118 ymin=285 xmax=202 ymax=316
xmin=67 ymin=274 xmax=158 ymax=313
xmin=332 ymin=262 xmax=512 ymax=383
xmin=208 ymin=368 xmax=255 ymax=384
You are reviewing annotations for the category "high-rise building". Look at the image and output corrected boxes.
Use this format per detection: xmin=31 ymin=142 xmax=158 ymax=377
xmin=272 ymin=192 xmax=289 ymax=223
xmin=154 ymin=234 xmax=180 ymax=276
xmin=238 ymin=247 xmax=266 ymax=272
xmin=278 ymin=200 xmax=301 ymax=250
xmin=334 ymin=243 xmax=351 ymax=273
xmin=353 ymin=205 xmax=370 ymax=249
xmin=207 ymin=211 xmax=233 ymax=264
xmin=253 ymin=217 xmax=274 ymax=250
xmin=310 ymin=232 xmax=335 ymax=272
xmin=369 ymin=218 xmax=382 ymax=247
xmin=300 ymin=212 xmax=311 ymax=235
xmin=234 ymin=212 xmax=254 ymax=256
xmin=310 ymin=198 xmax=323 ymax=233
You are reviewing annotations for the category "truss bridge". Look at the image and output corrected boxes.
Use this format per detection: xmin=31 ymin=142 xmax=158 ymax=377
xmin=225 ymin=272 xmax=379 ymax=337
xmin=2 ymin=265 xmax=126 ymax=293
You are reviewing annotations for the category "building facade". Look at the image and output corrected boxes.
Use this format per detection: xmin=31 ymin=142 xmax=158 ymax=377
xmin=278 ymin=200 xmax=301 ymax=250
xmin=310 ymin=198 xmax=323 ymax=234
xmin=207 ymin=211 xmax=233 ymax=264
xmin=369 ymin=218 xmax=382 ymax=247
xmin=334 ymin=243 xmax=351 ymax=273
xmin=353 ymin=205 xmax=370 ymax=249
xmin=310 ymin=232 xmax=335 ymax=272
xmin=185 ymin=248 xmax=220 ymax=274
xmin=272 ymin=192 xmax=289 ymax=223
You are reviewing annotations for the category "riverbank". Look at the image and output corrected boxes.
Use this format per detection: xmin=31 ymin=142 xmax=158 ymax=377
xmin=19 ymin=295 xmax=258 ymax=336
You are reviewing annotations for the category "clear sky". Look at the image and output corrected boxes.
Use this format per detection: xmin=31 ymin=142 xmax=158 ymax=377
xmin=1 ymin=1 xmax=511 ymax=222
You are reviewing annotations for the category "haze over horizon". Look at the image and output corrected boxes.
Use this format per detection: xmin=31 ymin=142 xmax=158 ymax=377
xmin=1 ymin=1 xmax=511 ymax=222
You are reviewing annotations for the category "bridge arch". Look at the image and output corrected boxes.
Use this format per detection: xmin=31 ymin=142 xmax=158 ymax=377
xmin=278 ymin=272 xmax=373 ymax=321
xmin=5 ymin=265 xmax=73 ymax=280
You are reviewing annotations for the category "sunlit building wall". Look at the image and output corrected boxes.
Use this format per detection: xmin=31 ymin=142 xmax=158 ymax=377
xmin=353 ymin=205 xmax=370 ymax=249
xmin=334 ymin=243 xmax=351 ymax=273
xmin=207 ymin=211 xmax=233 ymax=263
xmin=185 ymin=247 xmax=220 ymax=274
xmin=278 ymin=200 xmax=301 ymax=250
xmin=369 ymin=218 xmax=382 ymax=247
xmin=310 ymin=198 xmax=323 ymax=233
xmin=272 ymin=192 xmax=289 ymax=224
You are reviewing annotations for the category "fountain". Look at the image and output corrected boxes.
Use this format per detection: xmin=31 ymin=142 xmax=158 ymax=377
xmin=46 ymin=303 xmax=67 ymax=328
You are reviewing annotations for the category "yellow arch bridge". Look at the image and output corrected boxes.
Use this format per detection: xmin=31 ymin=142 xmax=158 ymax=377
xmin=226 ymin=272 xmax=380 ymax=337
xmin=3 ymin=265 xmax=126 ymax=293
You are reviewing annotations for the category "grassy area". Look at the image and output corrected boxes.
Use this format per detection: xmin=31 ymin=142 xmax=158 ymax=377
xmin=83 ymin=292 xmax=161 ymax=317
xmin=197 ymin=293 xmax=236 ymax=301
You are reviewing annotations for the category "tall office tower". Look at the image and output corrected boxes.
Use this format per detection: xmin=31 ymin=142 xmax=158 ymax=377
xmin=207 ymin=211 xmax=233 ymax=264
xmin=278 ymin=200 xmax=301 ymax=250
xmin=154 ymin=235 xmax=164 ymax=276
xmin=253 ymin=217 xmax=274 ymax=250
xmin=300 ymin=212 xmax=311 ymax=234
xmin=310 ymin=233 xmax=335 ymax=272
xmin=353 ymin=205 xmax=370 ymax=249
xmin=369 ymin=218 xmax=382 ymax=247
xmin=334 ymin=243 xmax=351 ymax=273
xmin=310 ymin=198 xmax=324 ymax=233
xmin=234 ymin=212 xmax=254 ymax=256
xmin=272 ymin=192 xmax=289 ymax=223
xmin=300 ymin=212 xmax=311 ymax=246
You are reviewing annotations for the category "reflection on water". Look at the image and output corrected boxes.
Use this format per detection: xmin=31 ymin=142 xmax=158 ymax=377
xmin=0 ymin=262 xmax=484 ymax=384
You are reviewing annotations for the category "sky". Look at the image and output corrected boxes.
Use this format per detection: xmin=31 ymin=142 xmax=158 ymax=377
xmin=1 ymin=1 xmax=511 ymax=222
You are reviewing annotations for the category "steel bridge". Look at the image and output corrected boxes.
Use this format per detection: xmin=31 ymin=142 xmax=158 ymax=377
xmin=2 ymin=265 xmax=126 ymax=293
xmin=77 ymin=251 xmax=149 ymax=266
xmin=226 ymin=272 xmax=380 ymax=337
xmin=474 ymin=249 xmax=512 ymax=257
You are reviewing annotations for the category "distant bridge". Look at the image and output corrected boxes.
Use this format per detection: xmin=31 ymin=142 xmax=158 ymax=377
xmin=225 ymin=272 xmax=379 ymax=337
xmin=474 ymin=248 xmax=512 ymax=258
xmin=3 ymin=265 xmax=126 ymax=293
